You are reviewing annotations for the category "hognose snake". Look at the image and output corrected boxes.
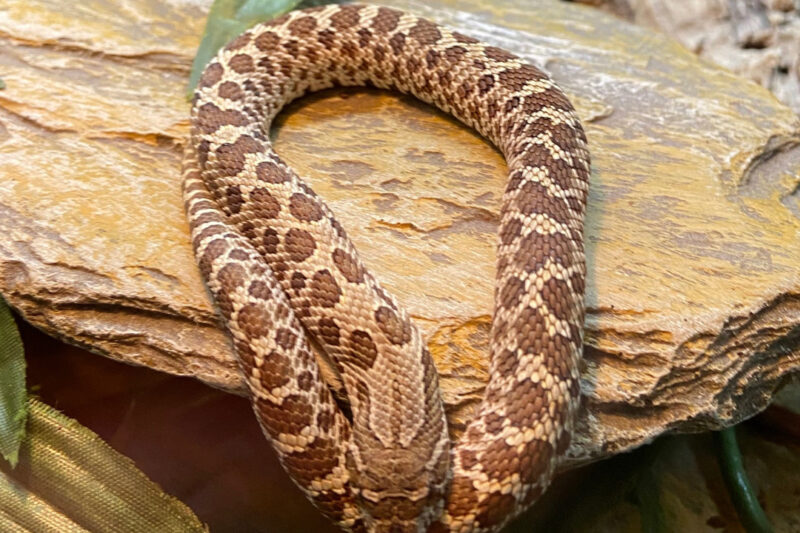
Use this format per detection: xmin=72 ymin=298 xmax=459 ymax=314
xmin=182 ymin=4 xmax=589 ymax=532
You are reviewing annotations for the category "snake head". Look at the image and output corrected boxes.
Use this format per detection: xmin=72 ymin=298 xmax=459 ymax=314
xmin=348 ymin=446 xmax=450 ymax=532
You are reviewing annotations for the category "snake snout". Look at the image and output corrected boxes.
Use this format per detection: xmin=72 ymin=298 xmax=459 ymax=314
xmin=352 ymin=447 xmax=446 ymax=531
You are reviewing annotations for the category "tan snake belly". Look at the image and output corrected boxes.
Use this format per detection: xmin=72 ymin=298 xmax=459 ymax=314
xmin=182 ymin=4 xmax=589 ymax=532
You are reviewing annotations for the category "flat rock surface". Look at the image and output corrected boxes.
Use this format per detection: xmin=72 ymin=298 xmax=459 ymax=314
xmin=0 ymin=0 xmax=798 ymax=467
xmin=591 ymin=0 xmax=800 ymax=114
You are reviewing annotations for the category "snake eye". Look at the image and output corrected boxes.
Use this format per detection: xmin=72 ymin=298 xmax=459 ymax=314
xmin=359 ymin=488 xmax=381 ymax=504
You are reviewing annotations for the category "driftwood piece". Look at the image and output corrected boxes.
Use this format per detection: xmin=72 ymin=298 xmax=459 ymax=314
xmin=0 ymin=0 xmax=798 ymax=468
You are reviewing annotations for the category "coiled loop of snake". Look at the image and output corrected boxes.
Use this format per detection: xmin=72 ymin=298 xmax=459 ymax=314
xmin=183 ymin=4 xmax=589 ymax=532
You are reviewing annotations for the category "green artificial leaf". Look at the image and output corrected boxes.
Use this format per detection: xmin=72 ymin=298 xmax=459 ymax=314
xmin=0 ymin=297 xmax=26 ymax=468
xmin=631 ymin=447 xmax=667 ymax=533
xmin=0 ymin=78 xmax=5 ymax=90
xmin=714 ymin=427 xmax=773 ymax=533
xmin=235 ymin=0 xmax=303 ymax=25
xmin=186 ymin=0 xmax=304 ymax=99
xmin=0 ymin=473 xmax=91 ymax=533
xmin=0 ymin=398 xmax=208 ymax=533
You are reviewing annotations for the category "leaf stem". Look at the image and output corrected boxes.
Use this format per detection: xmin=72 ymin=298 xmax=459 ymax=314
xmin=714 ymin=426 xmax=773 ymax=533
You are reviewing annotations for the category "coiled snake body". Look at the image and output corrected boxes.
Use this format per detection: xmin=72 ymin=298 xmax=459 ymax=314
xmin=183 ymin=4 xmax=589 ymax=532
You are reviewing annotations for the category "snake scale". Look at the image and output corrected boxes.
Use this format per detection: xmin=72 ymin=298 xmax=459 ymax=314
xmin=182 ymin=4 xmax=589 ymax=532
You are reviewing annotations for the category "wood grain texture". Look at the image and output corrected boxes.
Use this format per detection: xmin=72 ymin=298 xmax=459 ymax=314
xmin=0 ymin=0 xmax=798 ymax=470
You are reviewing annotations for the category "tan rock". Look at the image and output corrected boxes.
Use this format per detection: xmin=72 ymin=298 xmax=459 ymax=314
xmin=593 ymin=0 xmax=800 ymax=114
xmin=0 ymin=0 xmax=798 ymax=468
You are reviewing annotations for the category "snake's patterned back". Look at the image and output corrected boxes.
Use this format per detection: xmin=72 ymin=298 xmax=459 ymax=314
xmin=183 ymin=4 xmax=589 ymax=532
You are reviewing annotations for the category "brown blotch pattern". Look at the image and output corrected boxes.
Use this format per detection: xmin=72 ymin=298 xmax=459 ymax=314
xmin=451 ymin=31 xmax=479 ymax=44
xmin=199 ymin=239 xmax=227 ymax=277
xmin=494 ymin=348 xmax=519 ymax=379
xmin=518 ymin=439 xmax=554 ymax=485
xmin=517 ymin=181 xmax=571 ymax=225
xmin=297 ymin=370 xmax=314 ymax=391
xmin=289 ymin=193 xmax=324 ymax=222
xmin=275 ymin=327 xmax=299 ymax=351
xmin=329 ymin=4 xmax=363 ymax=30
xmin=442 ymin=475 xmax=480 ymax=517
xmin=476 ymin=492 xmax=517 ymax=528
xmin=375 ymin=306 xmax=411 ymax=345
xmin=388 ymin=33 xmax=406 ymax=54
xmin=262 ymin=227 xmax=280 ymax=255
xmin=199 ymin=62 xmax=223 ymax=89
xmin=228 ymin=53 xmax=255 ymax=74
xmin=444 ymin=45 xmax=467 ymax=64
xmin=288 ymin=15 xmax=317 ymax=36
xmin=218 ymin=81 xmax=245 ymax=101
xmin=284 ymin=228 xmax=316 ymax=262
xmin=541 ymin=277 xmax=572 ymax=322
xmin=310 ymin=269 xmax=341 ymax=308
xmin=348 ymin=330 xmax=379 ymax=370
xmin=225 ymin=185 xmax=244 ymax=214
xmin=498 ymin=275 xmax=525 ymax=310
xmin=332 ymin=248 xmax=364 ymax=283
xmin=254 ymin=30 xmax=280 ymax=51
xmin=256 ymin=160 xmax=292 ymax=184
xmin=408 ymin=19 xmax=441 ymax=45
xmin=512 ymin=305 xmax=574 ymax=367
xmin=229 ymin=249 xmax=250 ymax=262
xmin=248 ymin=279 xmax=271 ymax=300
xmin=226 ymin=32 xmax=251 ymax=51
xmin=497 ymin=64 xmax=547 ymax=91
xmin=259 ymin=350 xmax=293 ymax=390
xmin=290 ymin=271 xmax=306 ymax=291
xmin=372 ymin=7 xmax=401 ymax=32
xmin=217 ymin=262 xmax=246 ymax=291
xmin=280 ymin=437 xmax=340 ymax=486
xmin=515 ymin=230 xmax=576 ymax=274
xmin=500 ymin=216 xmax=523 ymax=246
xmin=485 ymin=46 xmax=517 ymax=63
xmin=318 ymin=317 xmax=341 ymax=346
xmin=214 ymin=135 xmax=264 ymax=174
xmin=257 ymin=393 xmax=313 ymax=436
xmin=196 ymin=102 xmax=249 ymax=135
xmin=237 ymin=301 xmax=273 ymax=339
xmin=248 ymin=187 xmax=281 ymax=220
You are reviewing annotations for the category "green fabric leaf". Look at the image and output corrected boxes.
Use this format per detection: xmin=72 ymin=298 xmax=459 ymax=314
xmin=0 ymin=473 xmax=89 ymax=533
xmin=0 ymin=298 xmax=26 ymax=468
xmin=0 ymin=399 xmax=208 ymax=533
xmin=186 ymin=0 xmax=304 ymax=99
